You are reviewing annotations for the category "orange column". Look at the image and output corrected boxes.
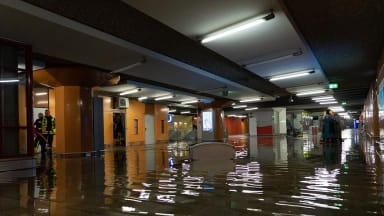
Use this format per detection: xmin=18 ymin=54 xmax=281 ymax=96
xmin=54 ymin=86 xmax=93 ymax=153
xmin=34 ymin=67 xmax=118 ymax=153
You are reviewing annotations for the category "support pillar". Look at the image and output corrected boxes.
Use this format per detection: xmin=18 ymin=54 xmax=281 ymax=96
xmin=200 ymin=100 xmax=231 ymax=142
xmin=34 ymin=67 xmax=118 ymax=154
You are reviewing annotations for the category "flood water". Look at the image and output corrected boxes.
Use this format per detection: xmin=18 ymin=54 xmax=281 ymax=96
xmin=1 ymin=129 xmax=383 ymax=215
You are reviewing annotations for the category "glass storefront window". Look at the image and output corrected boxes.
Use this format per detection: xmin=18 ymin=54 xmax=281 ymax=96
xmin=0 ymin=40 xmax=33 ymax=157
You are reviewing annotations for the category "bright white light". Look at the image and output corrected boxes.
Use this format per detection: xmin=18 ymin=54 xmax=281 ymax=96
xmin=312 ymin=96 xmax=334 ymax=100
xmin=270 ymin=70 xmax=313 ymax=81
xmin=245 ymin=107 xmax=258 ymax=111
xmin=35 ymin=92 xmax=48 ymax=96
xmin=239 ymin=98 xmax=261 ymax=103
xmin=296 ymin=90 xmax=325 ymax=96
xmin=181 ymin=100 xmax=198 ymax=104
xmin=201 ymin=18 xmax=266 ymax=43
xmin=168 ymin=109 xmax=176 ymax=113
xmin=233 ymin=105 xmax=247 ymax=109
xmin=122 ymin=206 xmax=136 ymax=212
xmin=319 ymin=101 xmax=338 ymax=105
xmin=120 ymin=88 xmax=140 ymax=96
xmin=0 ymin=79 xmax=19 ymax=83
xmin=155 ymin=95 xmax=173 ymax=101
xmin=37 ymin=101 xmax=48 ymax=104
xmin=313 ymin=98 xmax=335 ymax=102
xmin=180 ymin=111 xmax=191 ymax=114
xmin=138 ymin=96 xmax=147 ymax=101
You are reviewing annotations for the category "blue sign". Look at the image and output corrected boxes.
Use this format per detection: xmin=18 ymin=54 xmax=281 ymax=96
xmin=167 ymin=114 xmax=173 ymax=123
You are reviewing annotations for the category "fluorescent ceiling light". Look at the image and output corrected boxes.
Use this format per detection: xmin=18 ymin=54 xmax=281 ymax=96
xmin=0 ymin=79 xmax=19 ymax=83
xmin=269 ymin=69 xmax=314 ymax=81
xmin=314 ymin=98 xmax=336 ymax=102
xmin=296 ymin=90 xmax=325 ymax=96
xmin=201 ymin=11 xmax=274 ymax=43
xmin=138 ymin=96 xmax=147 ymax=101
xmin=154 ymin=95 xmax=174 ymax=101
xmin=180 ymin=111 xmax=191 ymax=114
xmin=37 ymin=100 xmax=48 ymax=104
xmin=233 ymin=105 xmax=247 ymax=109
xmin=168 ymin=109 xmax=176 ymax=113
xmin=239 ymin=98 xmax=261 ymax=103
xmin=329 ymin=106 xmax=344 ymax=112
xmin=120 ymin=88 xmax=141 ymax=96
xmin=319 ymin=101 xmax=338 ymax=105
xmin=245 ymin=107 xmax=258 ymax=111
xmin=181 ymin=100 xmax=198 ymax=104
xmin=312 ymin=96 xmax=334 ymax=100
xmin=35 ymin=92 xmax=48 ymax=96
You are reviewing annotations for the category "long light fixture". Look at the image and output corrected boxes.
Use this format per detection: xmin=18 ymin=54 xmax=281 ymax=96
xmin=319 ymin=101 xmax=338 ymax=105
xmin=180 ymin=111 xmax=191 ymax=114
xmin=181 ymin=100 xmax=199 ymax=104
xmin=201 ymin=11 xmax=274 ymax=43
xmin=240 ymin=98 xmax=261 ymax=103
xmin=315 ymin=98 xmax=336 ymax=102
xmin=35 ymin=92 xmax=48 ymax=96
xmin=0 ymin=79 xmax=19 ymax=83
xmin=138 ymin=96 xmax=147 ymax=101
xmin=154 ymin=95 xmax=174 ymax=101
xmin=312 ymin=96 xmax=334 ymax=100
xmin=110 ymin=57 xmax=146 ymax=74
xmin=233 ymin=105 xmax=247 ymax=109
xmin=245 ymin=107 xmax=258 ymax=111
xmin=296 ymin=90 xmax=325 ymax=96
xmin=269 ymin=69 xmax=314 ymax=81
xmin=119 ymin=88 xmax=141 ymax=96
xmin=329 ymin=106 xmax=344 ymax=112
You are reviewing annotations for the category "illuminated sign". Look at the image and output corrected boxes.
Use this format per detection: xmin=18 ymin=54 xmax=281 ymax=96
xmin=202 ymin=111 xmax=213 ymax=131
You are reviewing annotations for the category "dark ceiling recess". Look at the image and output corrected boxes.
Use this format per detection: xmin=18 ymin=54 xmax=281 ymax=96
xmin=282 ymin=0 xmax=384 ymax=108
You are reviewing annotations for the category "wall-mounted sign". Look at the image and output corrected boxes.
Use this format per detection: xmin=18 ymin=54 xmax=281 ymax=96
xmin=167 ymin=114 xmax=173 ymax=123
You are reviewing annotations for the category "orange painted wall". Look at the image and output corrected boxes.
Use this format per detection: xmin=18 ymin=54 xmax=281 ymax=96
xmin=225 ymin=117 xmax=248 ymax=135
xmin=154 ymin=104 xmax=169 ymax=142
xmin=18 ymin=85 xmax=27 ymax=153
xmin=103 ymin=96 xmax=114 ymax=145
xmin=126 ymin=99 xmax=145 ymax=143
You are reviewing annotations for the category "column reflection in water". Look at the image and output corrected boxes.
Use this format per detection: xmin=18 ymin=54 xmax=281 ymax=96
xmin=104 ymin=147 xmax=115 ymax=203
xmin=248 ymin=136 xmax=258 ymax=158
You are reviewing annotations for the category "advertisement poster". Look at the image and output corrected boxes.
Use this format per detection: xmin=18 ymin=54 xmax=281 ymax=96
xmin=202 ymin=111 xmax=213 ymax=131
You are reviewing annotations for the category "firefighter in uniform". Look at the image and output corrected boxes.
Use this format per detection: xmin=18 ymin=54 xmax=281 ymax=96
xmin=42 ymin=109 xmax=56 ymax=154
xmin=34 ymin=113 xmax=46 ymax=153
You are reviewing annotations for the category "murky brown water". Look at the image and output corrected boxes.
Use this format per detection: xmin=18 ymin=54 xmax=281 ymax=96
xmin=1 ymin=129 xmax=383 ymax=215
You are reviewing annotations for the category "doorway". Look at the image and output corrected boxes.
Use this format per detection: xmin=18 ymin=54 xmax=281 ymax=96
xmin=145 ymin=115 xmax=155 ymax=144
xmin=113 ymin=113 xmax=126 ymax=146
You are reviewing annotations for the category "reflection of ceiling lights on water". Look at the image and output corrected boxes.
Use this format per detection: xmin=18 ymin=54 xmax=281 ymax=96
xmin=227 ymin=162 xmax=263 ymax=194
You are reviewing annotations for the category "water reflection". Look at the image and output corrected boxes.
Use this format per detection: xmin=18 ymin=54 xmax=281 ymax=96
xmin=1 ymin=129 xmax=383 ymax=215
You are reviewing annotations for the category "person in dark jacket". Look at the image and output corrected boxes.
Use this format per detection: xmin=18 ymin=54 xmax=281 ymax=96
xmin=42 ymin=109 xmax=56 ymax=153
xmin=34 ymin=113 xmax=46 ymax=153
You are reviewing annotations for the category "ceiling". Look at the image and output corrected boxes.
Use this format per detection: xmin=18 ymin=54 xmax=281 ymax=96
xmin=1 ymin=0 xmax=383 ymax=117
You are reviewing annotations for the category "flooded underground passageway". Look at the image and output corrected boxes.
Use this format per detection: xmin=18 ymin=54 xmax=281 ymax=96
xmin=0 ymin=129 xmax=383 ymax=215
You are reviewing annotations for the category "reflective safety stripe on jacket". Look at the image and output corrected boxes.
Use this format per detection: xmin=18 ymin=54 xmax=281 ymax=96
xmin=42 ymin=116 xmax=56 ymax=135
